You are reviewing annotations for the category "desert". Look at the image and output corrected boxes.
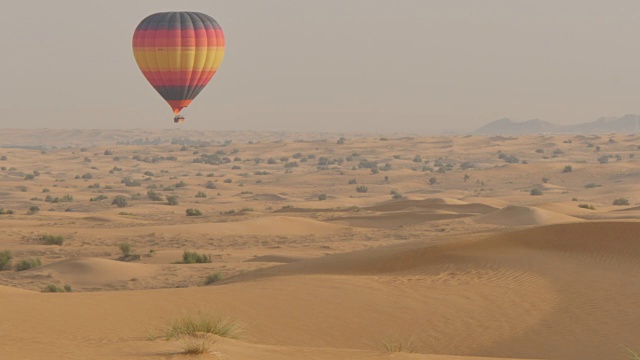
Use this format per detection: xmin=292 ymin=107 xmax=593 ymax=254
xmin=1 ymin=130 xmax=640 ymax=359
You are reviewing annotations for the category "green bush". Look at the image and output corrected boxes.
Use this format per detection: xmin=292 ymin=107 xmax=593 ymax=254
xmin=563 ymin=165 xmax=573 ymax=173
xmin=163 ymin=312 xmax=241 ymax=340
xmin=356 ymin=186 xmax=368 ymax=193
xmin=182 ymin=251 xmax=212 ymax=264
xmin=186 ymin=208 xmax=203 ymax=217
xmin=42 ymin=235 xmax=64 ymax=246
xmin=195 ymin=191 xmax=207 ymax=198
xmin=0 ymin=250 xmax=12 ymax=270
xmin=28 ymin=205 xmax=40 ymax=214
xmin=16 ymin=258 xmax=42 ymax=271
xmin=318 ymin=194 xmax=327 ymax=201
xmin=167 ymin=195 xmax=179 ymax=206
xmin=205 ymin=272 xmax=223 ymax=285
xmin=530 ymin=188 xmax=543 ymax=196
xmin=579 ymin=204 xmax=596 ymax=210
xmin=42 ymin=284 xmax=72 ymax=293
xmin=119 ymin=243 xmax=132 ymax=257
xmin=112 ymin=195 xmax=128 ymax=208
xmin=613 ymin=198 xmax=630 ymax=206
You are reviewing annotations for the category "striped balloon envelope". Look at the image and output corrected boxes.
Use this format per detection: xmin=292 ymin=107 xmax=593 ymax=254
xmin=133 ymin=12 xmax=225 ymax=123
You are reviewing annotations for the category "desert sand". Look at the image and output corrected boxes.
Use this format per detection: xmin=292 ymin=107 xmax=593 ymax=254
xmin=1 ymin=130 xmax=640 ymax=359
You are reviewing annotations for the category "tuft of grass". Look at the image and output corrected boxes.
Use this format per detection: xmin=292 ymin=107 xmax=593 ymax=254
xmin=626 ymin=347 xmax=640 ymax=360
xmin=182 ymin=251 xmax=212 ymax=264
xmin=164 ymin=312 xmax=242 ymax=340
xmin=0 ymin=250 xmax=12 ymax=270
xmin=119 ymin=243 xmax=132 ymax=257
xmin=42 ymin=284 xmax=72 ymax=293
xmin=382 ymin=336 xmax=417 ymax=353
xmin=579 ymin=204 xmax=596 ymax=210
xmin=16 ymin=258 xmax=42 ymax=271
xmin=205 ymin=273 xmax=223 ymax=285
xmin=42 ymin=234 xmax=64 ymax=246
xmin=180 ymin=335 xmax=213 ymax=355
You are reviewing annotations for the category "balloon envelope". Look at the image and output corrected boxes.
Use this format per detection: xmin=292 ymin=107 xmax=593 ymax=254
xmin=133 ymin=12 xmax=225 ymax=116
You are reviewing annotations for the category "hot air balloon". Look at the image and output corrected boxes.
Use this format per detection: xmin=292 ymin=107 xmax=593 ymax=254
xmin=133 ymin=12 xmax=225 ymax=123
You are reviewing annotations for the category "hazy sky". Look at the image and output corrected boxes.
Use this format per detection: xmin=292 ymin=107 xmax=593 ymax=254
xmin=1 ymin=0 xmax=640 ymax=133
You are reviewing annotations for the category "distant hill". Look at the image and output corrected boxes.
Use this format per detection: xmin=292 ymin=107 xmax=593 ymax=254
xmin=473 ymin=114 xmax=640 ymax=135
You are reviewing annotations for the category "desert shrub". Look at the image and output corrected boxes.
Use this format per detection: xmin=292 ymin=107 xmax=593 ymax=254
xmin=0 ymin=208 xmax=15 ymax=215
xmin=337 ymin=137 xmax=346 ymax=145
xmin=413 ymin=155 xmax=422 ymax=163
xmin=112 ymin=195 xmax=128 ymax=208
xmin=104 ymin=150 xmax=113 ymax=155
xmin=498 ymin=153 xmax=519 ymax=163
xmin=121 ymin=177 xmax=141 ymax=187
xmin=175 ymin=181 xmax=187 ymax=188
xmin=147 ymin=190 xmax=164 ymax=201
xmin=167 ymin=195 xmax=179 ymax=206
xmin=87 ymin=183 xmax=100 ymax=189
xmin=613 ymin=198 xmax=630 ymax=206
xmin=585 ymin=183 xmax=602 ymax=189
xmin=119 ymin=243 xmax=132 ymax=257
xmin=223 ymin=178 xmax=232 ymax=184
xmin=231 ymin=165 xmax=241 ymax=170
xmin=59 ymin=194 xmax=74 ymax=202
xmin=205 ymin=272 xmax=223 ymax=285
xmin=81 ymin=173 xmax=93 ymax=180
xmin=318 ymin=194 xmax=327 ymax=201
xmin=16 ymin=258 xmax=42 ymax=271
xmin=28 ymin=205 xmax=40 ymax=214
xmin=530 ymin=188 xmax=543 ymax=196
xmin=0 ymin=250 xmax=12 ymax=270
xmin=535 ymin=148 xmax=545 ymax=153
xmin=542 ymin=177 xmax=550 ymax=184
xmin=429 ymin=177 xmax=437 ymax=185
xmin=579 ymin=204 xmax=596 ymax=210
xmin=182 ymin=251 xmax=212 ymax=264
xmin=204 ymin=181 xmax=217 ymax=189
xmin=460 ymin=162 xmax=474 ymax=170
xmin=90 ymin=195 xmax=108 ymax=202
xmin=164 ymin=312 xmax=241 ymax=340
xmin=195 ymin=191 xmax=207 ymax=198
xmin=186 ymin=208 xmax=202 ymax=217
xmin=562 ymin=165 xmax=573 ymax=173
xmin=42 ymin=284 xmax=72 ymax=293
xmin=348 ymin=179 xmax=357 ymax=185
xmin=598 ymin=155 xmax=609 ymax=164
xmin=356 ymin=186 xmax=368 ymax=193
xmin=144 ymin=171 xmax=155 ymax=177
xmin=42 ymin=234 xmax=64 ymax=246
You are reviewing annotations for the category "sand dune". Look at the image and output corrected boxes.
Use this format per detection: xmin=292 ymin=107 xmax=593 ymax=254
xmin=245 ymin=255 xmax=310 ymax=263
xmin=476 ymin=205 xmax=582 ymax=226
xmin=32 ymin=258 xmax=158 ymax=288
xmin=327 ymin=212 xmax=472 ymax=229
xmin=365 ymin=198 xmax=498 ymax=214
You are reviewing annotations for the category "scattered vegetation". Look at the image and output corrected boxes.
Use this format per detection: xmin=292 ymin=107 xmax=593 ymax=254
xmin=318 ymin=193 xmax=327 ymax=201
xmin=167 ymin=195 xmax=179 ymax=206
xmin=356 ymin=186 xmax=368 ymax=193
xmin=562 ymin=165 xmax=573 ymax=173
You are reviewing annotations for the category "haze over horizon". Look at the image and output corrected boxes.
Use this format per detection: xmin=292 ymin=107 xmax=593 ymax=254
xmin=1 ymin=0 xmax=640 ymax=133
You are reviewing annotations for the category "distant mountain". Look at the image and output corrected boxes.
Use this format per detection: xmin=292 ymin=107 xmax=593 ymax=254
xmin=472 ymin=114 xmax=640 ymax=135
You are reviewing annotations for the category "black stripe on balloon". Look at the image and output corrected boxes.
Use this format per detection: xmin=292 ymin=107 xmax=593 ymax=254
xmin=155 ymin=86 xmax=208 ymax=101
xmin=136 ymin=12 xmax=221 ymax=31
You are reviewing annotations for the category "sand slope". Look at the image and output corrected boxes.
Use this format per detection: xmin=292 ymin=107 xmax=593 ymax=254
xmin=476 ymin=205 xmax=582 ymax=226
